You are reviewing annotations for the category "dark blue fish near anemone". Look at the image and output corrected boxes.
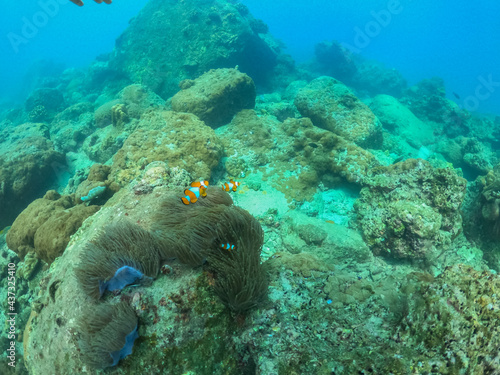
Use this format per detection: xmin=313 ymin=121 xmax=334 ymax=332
xmin=99 ymin=265 xmax=149 ymax=296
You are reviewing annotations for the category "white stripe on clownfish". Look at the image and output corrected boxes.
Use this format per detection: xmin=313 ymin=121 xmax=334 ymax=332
xmin=181 ymin=180 xmax=209 ymax=205
xmin=221 ymin=179 xmax=240 ymax=192
xmin=220 ymin=243 xmax=235 ymax=251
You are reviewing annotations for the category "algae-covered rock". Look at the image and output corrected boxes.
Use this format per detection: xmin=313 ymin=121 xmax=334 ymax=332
xmin=21 ymin=184 xmax=266 ymax=374
xmin=403 ymin=265 xmax=500 ymax=373
xmin=108 ymin=0 xmax=278 ymax=99
xmin=172 ymin=68 xmax=256 ymax=128
xmin=313 ymin=40 xmax=357 ymax=82
xmin=6 ymin=191 xmax=99 ymax=264
xmin=85 ymin=85 xmax=165 ymax=163
xmin=474 ymin=163 xmax=500 ymax=242
xmin=25 ymin=87 xmax=65 ymax=122
xmin=351 ymin=60 xmax=407 ymax=98
xmin=294 ymin=76 xmax=382 ymax=147
xmin=216 ymin=110 xmax=379 ymax=202
xmin=369 ymin=94 xmax=434 ymax=148
xmin=50 ymin=102 xmax=96 ymax=153
xmin=355 ymin=159 xmax=467 ymax=259
xmin=111 ymin=110 xmax=223 ymax=184
xmin=34 ymin=204 xmax=101 ymax=264
xmin=118 ymin=84 xmax=165 ymax=119
xmin=94 ymin=99 xmax=120 ymax=128
xmin=0 ymin=123 xmax=65 ymax=228
xmin=401 ymin=77 xmax=471 ymax=137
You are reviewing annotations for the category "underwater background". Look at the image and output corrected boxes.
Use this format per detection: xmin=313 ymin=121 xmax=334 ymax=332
xmin=1 ymin=0 xmax=500 ymax=374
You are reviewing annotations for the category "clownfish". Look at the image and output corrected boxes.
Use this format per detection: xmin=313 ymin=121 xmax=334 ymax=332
xmin=181 ymin=180 xmax=209 ymax=205
xmin=221 ymin=179 xmax=240 ymax=192
xmin=221 ymin=243 xmax=235 ymax=251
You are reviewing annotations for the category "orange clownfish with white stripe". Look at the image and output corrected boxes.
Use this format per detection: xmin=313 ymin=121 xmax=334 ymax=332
xmin=221 ymin=243 xmax=235 ymax=251
xmin=221 ymin=179 xmax=240 ymax=192
xmin=181 ymin=180 xmax=209 ymax=205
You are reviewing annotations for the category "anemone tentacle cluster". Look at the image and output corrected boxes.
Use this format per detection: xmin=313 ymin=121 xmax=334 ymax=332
xmin=73 ymin=187 xmax=267 ymax=369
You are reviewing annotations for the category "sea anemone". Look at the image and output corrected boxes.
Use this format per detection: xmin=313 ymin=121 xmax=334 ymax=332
xmin=205 ymin=205 xmax=268 ymax=312
xmin=152 ymin=187 xmax=233 ymax=265
xmin=78 ymin=301 xmax=139 ymax=369
xmin=75 ymin=220 xmax=160 ymax=299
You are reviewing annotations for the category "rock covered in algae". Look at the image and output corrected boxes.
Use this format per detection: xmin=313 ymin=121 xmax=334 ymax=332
xmin=108 ymin=0 xmax=279 ymax=99
xmin=401 ymin=264 xmax=500 ymax=373
xmin=21 ymin=181 xmax=262 ymax=374
xmin=110 ymin=111 xmax=223 ymax=185
xmin=294 ymin=76 xmax=382 ymax=147
xmin=355 ymin=159 xmax=467 ymax=259
xmin=6 ymin=190 xmax=100 ymax=264
xmin=216 ymin=109 xmax=380 ymax=202
xmin=369 ymin=94 xmax=435 ymax=149
xmin=172 ymin=68 xmax=256 ymax=128
xmin=0 ymin=122 xmax=65 ymax=228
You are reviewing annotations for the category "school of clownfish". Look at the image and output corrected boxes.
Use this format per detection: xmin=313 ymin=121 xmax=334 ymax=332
xmin=181 ymin=179 xmax=241 ymax=251
xmin=180 ymin=179 xmax=240 ymax=205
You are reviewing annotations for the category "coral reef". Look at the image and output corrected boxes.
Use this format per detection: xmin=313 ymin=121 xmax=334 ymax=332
xmin=435 ymin=136 xmax=496 ymax=178
xmin=401 ymin=77 xmax=471 ymax=138
xmin=3 ymin=1 xmax=500 ymax=374
xmin=21 ymin=181 xmax=269 ymax=373
xmin=402 ymin=265 xmax=500 ymax=373
xmin=172 ymin=68 xmax=256 ymax=128
xmin=216 ymin=110 xmax=379 ymax=203
xmin=25 ymin=88 xmax=65 ymax=122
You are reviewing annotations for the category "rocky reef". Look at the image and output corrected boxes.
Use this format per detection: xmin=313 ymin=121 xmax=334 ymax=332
xmin=2 ymin=0 xmax=500 ymax=374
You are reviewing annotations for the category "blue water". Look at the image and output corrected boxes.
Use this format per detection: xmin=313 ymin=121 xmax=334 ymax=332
xmin=1 ymin=0 xmax=500 ymax=114
xmin=244 ymin=0 xmax=500 ymax=114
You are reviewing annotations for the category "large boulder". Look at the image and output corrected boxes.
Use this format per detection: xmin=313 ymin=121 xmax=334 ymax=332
xmin=107 ymin=0 xmax=278 ymax=99
xmin=369 ymin=94 xmax=435 ymax=148
xmin=6 ymin=191 xmax=99 ymax=264
xmin=294 ymin=76 xmax=382 ymax=147
xmin=0 ymin=123 xmax=65 ymax=228
xmin=172 ymin=68 xmax=256 ymax=128
xmin=355 ymin=159 xmax=467 ymax=260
